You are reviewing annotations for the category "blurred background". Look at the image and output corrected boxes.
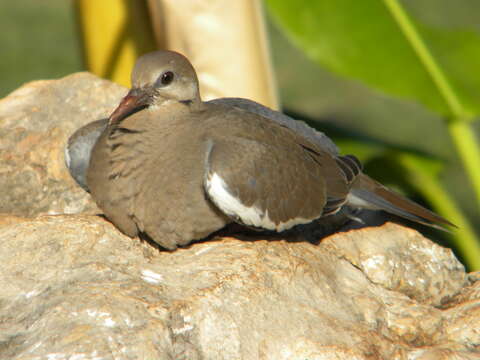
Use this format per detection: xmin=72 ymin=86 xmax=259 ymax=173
xmin=1 ymin=0 xmax=479 ymax=269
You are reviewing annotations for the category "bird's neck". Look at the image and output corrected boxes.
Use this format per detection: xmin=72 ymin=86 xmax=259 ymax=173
xmin=150 ymin=98 xmax=206 ymax=116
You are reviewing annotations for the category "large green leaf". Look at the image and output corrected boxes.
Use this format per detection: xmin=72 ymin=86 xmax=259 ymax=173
xmin=266 ymin=0 xmax=480 ymax=269
xmin=265 ymin=0 xmax=480 ymax=119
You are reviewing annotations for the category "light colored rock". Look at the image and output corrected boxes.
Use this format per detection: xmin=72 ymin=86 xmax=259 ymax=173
xmin=0 ymin=215 xmax=477 ymax=359
xmin=0 ymin=73 xmax=127 ymax=217
xmin=321 ymin=225 xmax=466 ymax=307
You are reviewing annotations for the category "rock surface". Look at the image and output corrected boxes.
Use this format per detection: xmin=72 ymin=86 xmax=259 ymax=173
xmin=0 ymin=73 xmax=479 ymax=359
xmin=0 ymin=73 xmax=126 ymax=217
xmin=0 ymin=216 xmax=477 ymax=359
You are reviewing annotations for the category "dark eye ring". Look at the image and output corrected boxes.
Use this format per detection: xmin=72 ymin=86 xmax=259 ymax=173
xmin=160 ymin=71 xmax=174 ymax=85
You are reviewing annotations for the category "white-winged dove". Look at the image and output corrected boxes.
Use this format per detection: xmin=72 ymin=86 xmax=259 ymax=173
xmin=84 ymin=50 xmax=452 ymax=249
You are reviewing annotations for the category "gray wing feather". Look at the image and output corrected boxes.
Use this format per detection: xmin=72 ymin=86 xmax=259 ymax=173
xmin=65 ymin=118 xmax=108 ymax=191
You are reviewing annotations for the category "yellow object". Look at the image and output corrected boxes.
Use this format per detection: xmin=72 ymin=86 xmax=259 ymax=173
xmin=76 ymin=0 xmax=156 ymax=87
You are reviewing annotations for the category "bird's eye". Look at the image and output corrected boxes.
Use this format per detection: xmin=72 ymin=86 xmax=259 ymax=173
xmin=160 ymin=71 xmax=174 ymax=85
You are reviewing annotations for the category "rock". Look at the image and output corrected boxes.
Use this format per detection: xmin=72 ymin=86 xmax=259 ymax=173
xmin=321 ymin=226 xmax=466 ymax=307
xmin=0 ymin=215 xmax=477 ymax=359
xmin=0 ymin=73 xmax=127 ymax=217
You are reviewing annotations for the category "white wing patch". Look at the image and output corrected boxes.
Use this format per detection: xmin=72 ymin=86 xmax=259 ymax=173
xmin=205 ymin=172 xmax=315 ymax=232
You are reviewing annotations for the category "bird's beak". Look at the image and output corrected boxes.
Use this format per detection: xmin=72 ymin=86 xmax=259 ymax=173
xmin=108 ymin=88 xmax=148 ymax=125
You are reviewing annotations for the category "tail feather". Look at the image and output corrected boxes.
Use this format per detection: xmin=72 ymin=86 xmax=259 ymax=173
xmin=349 ymin=174 xmax=455 ymax=230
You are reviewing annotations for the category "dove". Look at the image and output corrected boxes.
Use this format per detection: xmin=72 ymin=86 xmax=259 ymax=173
xmin=85 ymin=50 xmax=452 ymax=249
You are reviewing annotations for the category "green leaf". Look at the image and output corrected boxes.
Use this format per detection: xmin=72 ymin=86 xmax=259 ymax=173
xmin=265 ymin=0 xmax=480 ymax=119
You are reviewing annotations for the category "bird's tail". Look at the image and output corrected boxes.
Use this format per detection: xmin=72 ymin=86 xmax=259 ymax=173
xmin=348 ymin=174 xmax=454 ymax=230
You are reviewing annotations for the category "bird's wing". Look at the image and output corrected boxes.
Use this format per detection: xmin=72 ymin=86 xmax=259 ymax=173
xmin=202 ymin=133 xmax=351 ymax=232
xmin=209 ymin=97 xmax=339 ymax=155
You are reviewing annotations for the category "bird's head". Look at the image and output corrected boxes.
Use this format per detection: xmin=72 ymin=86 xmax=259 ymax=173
xmin=109 ymin=50 xmax=201 ymax=125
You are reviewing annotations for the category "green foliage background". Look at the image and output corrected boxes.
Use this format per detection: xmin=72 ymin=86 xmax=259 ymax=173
xmin=0 ymin=1 xmax=81 ymax=98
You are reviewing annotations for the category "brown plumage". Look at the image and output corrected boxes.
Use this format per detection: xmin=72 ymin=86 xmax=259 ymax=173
xmin=87 ymin=50 xmax=453 ymax=250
